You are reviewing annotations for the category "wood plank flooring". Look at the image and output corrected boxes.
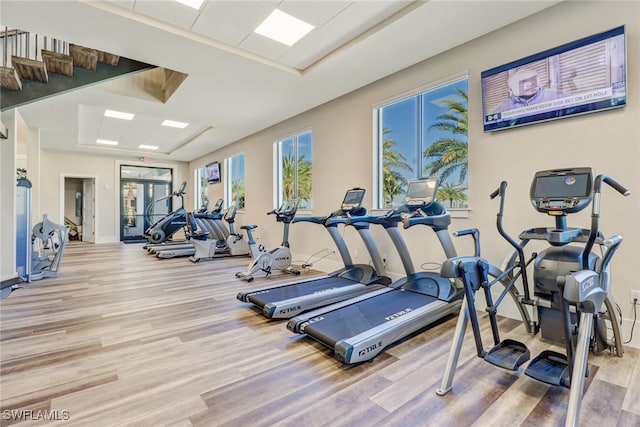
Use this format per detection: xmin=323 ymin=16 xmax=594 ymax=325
xmin=1 ymin=242 xmax=639 ymax=426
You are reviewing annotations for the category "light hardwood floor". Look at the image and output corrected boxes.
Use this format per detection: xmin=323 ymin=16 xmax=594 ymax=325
xmin=1 ymin=242 xmax=639 ymax=427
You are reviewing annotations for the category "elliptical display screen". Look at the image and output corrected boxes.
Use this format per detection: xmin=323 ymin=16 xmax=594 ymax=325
xmin=530 ymin=168 xmax=593 ymax=214
xmin=533 ymin=174 xmax=590 ymax=198
xmin=342 ymin=189 xmax=366 ymax=211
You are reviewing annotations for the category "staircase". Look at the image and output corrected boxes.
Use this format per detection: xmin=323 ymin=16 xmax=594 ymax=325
xmin=1 ymin=28 xmax=156 ymax=111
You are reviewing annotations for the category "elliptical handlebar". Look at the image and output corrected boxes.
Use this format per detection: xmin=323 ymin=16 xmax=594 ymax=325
xmin=596 ymin=174 xmax=631 ymax=196
xmin=491 ymin=181 xmax=532 ymax=302
xmin=453 ymin=228 xmax=481 ymax=257
xmin=583 ymin=174 xmax=631 ymax=269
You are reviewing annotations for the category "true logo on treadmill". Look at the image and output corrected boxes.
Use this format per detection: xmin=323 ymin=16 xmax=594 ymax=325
xmin=358 ymin=341 xmax=383 ymax=357
xmin=279 ymin=306 xmax=301 ymax=314
xmin=385 ymin=307 xmax=412 ymax=321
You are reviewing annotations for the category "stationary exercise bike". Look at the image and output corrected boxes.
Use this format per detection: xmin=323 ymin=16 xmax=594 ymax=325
xmin=236 ymin=199 xmax=301 ymax=282
xmin=144 ymin=181 xmax=188 ymax=244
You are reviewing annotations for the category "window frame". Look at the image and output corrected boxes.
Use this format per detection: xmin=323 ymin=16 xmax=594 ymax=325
xmin=224 ymin=152 xmax=246 ymax=210
xmin=273 ymin=128 xmax=313 ymax=210
xmin=372 ymin=73 xmax=469 ymax=213
xmin=194 ymin=166 xmax=208 ymax=211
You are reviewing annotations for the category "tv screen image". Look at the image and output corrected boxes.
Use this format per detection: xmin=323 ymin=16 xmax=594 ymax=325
xmin=482 ymin=26 xmax=626 ymax=132
xmin=205 ymin=162 xmax=221 ymax=183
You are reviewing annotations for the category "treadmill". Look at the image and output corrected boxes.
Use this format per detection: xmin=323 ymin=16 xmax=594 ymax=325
xmin=286 ymin=178 xmax=464 ymax=364
xmin=236 ymin=188 xmax=391 ymax=319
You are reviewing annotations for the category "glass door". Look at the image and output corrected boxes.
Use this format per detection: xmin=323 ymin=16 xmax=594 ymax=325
xmin=120 ymin=166 xmax=172 ymax=242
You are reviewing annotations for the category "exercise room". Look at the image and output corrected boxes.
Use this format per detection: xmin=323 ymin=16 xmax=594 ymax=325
xmin=1 ymin=1 xmax=638 ymax=426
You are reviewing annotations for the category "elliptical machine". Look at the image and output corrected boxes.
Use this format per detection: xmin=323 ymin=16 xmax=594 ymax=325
xmin=236 ymin=199 xmax=301 ymax=282
xmin=144 ymin=181 xmax=188 ymax=244
xmin=436 ymin=167 xmax=630 ymax=427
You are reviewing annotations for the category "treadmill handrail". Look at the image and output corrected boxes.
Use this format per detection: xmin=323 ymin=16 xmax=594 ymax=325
xmin=402 ymin=209 xmax=451 ymax=230
xmin=345 ymin=206 xmax=409 ymax=226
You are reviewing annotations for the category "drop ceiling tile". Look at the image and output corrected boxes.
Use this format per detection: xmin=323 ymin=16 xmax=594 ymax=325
xmin=78 ymin=105 xmax=102 ymax=146
xmin=278 ymin=2 xmax=392 ymax=69
xmin=278 ymin=0 xmax=352 ymax=27
xmin=192 ymin=13 xmax=248 ymax=46
xmin=121 ymin=115 xmax=161 ymax=148
xmin=360 ymin=0 xmax=412 ymax=16
xmin=239 ymin=33 xmax=290 ymax=60
xmin=133 ymin=0 xmax=201 ymax=30
xmin=99 ymin=118 xmax=134 ymax=143
xmin=201 ymin=0 xmax=278 ymax=33
xmin=102 ymin=0 xmax=135 ymax=10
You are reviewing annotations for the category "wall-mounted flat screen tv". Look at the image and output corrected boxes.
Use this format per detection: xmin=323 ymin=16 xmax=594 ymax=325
xmin=205 ymin=161 xmax=221 ymax=183
xmin=482 ymin=26 xmax=626 ymax=132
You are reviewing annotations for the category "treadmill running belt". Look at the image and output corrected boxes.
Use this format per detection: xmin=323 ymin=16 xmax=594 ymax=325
xmin=247 ymin=277 xmax=358 ymax=307
xmin=301 ymin=290 xmax=438 ymax=347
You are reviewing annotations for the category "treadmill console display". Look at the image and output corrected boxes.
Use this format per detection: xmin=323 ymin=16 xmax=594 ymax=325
xmin=405 ymin=178 xmax=438 ymax=207
xmin=342 ymin=189 xmax=366 ymax=211
xmin=530 ymin=168 xmax=593 ymax=214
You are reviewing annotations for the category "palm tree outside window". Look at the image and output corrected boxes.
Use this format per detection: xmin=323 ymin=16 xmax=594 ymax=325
xmin=276 ymin=131 xmax=313 ymax=209
xmin=225 ymin=153 xmax=245 ymax=210
xmin=376 ymin=77 xmax=468 ymax=209
xmin=195 ymin=166 xmax=208 ymax=210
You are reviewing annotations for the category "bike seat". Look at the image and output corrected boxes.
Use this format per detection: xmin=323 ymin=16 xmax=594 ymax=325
xmin=241 ymin=225 xmax=258 ymax=230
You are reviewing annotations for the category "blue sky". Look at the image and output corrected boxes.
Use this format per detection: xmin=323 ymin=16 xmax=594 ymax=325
xmin=381 ymin=78 xmax=468 ymax=188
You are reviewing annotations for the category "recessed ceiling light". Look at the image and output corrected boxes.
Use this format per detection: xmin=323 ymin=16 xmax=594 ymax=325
xmin=161 ymin=120 xmax=189 ymax=129
xmin=139 ymin=144 xmax=159 ymax=150
xmin=96 ymin=139 xmax=118 ymax=146
xmin=104 ymin=109 xmax=134 ymax=120
xmin=254 ymin=9 xmax=315 ymax=46
xmin=173 ymin=0 xmax=204 ymax=10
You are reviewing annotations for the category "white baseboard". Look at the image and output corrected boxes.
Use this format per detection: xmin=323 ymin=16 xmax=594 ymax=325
xmin=95 ymin=236 xmax=120 ymax=244
xmin=1 ymin=272 xmax=18 ymax=282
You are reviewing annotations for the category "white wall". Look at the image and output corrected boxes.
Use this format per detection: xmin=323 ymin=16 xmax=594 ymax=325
xmin=39 ymin=150 xmax=189 ymax=243
xmin=190 ymin=1 xmax=640 ymax=345
xmin=0 ymin=110 xmax=17 ymax=281
xmin=0 ymin=110 xmax=37 ymax=281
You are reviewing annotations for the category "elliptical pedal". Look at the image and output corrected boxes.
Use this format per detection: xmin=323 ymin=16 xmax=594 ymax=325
xmin=524 ymin=350 xmax=570 ymax=387
xmin=484 ymin=339 xmax=530 ymax=371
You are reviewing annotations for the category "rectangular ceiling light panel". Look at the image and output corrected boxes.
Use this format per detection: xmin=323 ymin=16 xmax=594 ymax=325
xmin=161 ymin=120 xmax=189 ymax=128
xmin=96 ymin=139 xmax=119 ymax=146
xmin=139 ymin=144 xmax=159 ymax=150
xmin=104 ymin=109 xmax=135 ymax=120
xmin=174 ymin=0 xmax=205 ymax=10
xmin=254 ymin=9 xmax=315 ymax=46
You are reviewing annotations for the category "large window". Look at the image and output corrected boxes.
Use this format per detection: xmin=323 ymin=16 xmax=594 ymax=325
xmin=195 ymin=166 xmax=208 ymax=210
xmin=375 ymin=77 xmax=468 ymax=209
xmin=225 ymin=153 xmax=245 ymax=209
xmin=275 ymin=130 xmax=313 ymax=209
